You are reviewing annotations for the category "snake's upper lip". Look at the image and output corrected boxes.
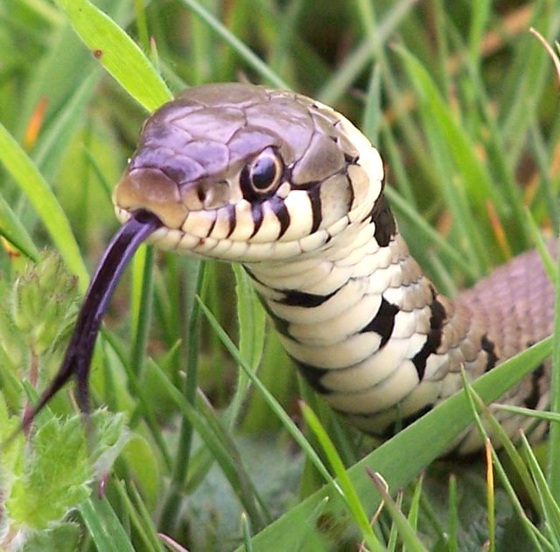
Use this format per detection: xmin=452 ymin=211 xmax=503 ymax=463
xmin=114 ymin=167 xmax=188 ymax=229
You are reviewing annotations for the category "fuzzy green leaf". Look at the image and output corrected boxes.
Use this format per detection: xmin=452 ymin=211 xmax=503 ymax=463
xmin=24 ymin=523 xmax=81 ymax=552
xmin=6 ymin=417 xmax=91 ymax=531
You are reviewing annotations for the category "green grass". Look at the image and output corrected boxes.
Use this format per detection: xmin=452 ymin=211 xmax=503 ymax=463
xmin=0 ymin=0 xmax=559 ymax=550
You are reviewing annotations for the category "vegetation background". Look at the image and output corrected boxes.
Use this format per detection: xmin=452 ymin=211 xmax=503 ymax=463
xmin=0 ymin=0 xmax=559 ymax=550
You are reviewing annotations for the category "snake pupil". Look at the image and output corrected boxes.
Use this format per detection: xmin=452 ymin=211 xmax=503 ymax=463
xmin=252 ymin=156 xmax=277 ymax=189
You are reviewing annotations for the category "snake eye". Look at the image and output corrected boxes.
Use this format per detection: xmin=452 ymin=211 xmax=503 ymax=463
xmin=241 ymin=147 xmax=283 ymax=199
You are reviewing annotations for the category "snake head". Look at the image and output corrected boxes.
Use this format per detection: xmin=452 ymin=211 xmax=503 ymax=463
xmin=114 ymin=83 xmax=384 ymax=262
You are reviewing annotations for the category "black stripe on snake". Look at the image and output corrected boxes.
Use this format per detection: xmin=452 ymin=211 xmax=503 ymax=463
xmin=24 ymin=83 xmax=553 ymax=455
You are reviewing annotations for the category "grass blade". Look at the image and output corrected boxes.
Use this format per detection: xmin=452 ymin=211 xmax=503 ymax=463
xmin=54 ymin=0 xmax=172 ymax=111
xmin=0 ymin=123 xmax=88 ymax=289
xmin=178 ymin=0 xmax=290 ymax=90
xmin=79 ymin=496 xmax=135 ymax=552
xmin=301 ymin=402 xmax=384 ymax=551
xmin=0 ymin=192 xmax=39 ymax=261
xmin=367 ymin=470 xmax=428 ymax=552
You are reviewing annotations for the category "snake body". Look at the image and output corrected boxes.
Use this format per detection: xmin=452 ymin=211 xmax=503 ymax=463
xmin=114 ymin=83 xmax=552 ymax=454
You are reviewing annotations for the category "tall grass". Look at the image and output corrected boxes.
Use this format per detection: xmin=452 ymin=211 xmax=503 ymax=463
xmin=0 ymin=1 xmax=559 ymax=550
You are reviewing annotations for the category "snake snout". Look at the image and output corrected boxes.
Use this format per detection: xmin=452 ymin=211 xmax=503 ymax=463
xmin=114 ymin=167 xmax=188 ymax=229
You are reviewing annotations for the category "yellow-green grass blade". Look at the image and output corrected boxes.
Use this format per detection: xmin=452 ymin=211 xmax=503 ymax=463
xmin=521 ymin=435 xmax=560 ymax=550
xmin=0 ymin=123 xmax=88 ymax=290
xmin=396 ymin=46 xmax=502 ymax=272
xmin=317 ymin=0 xmax=421 ymax=106
xmin=178 ymin=0 xmax=290 ymax=90
xmin=197 ymin=298 xmax=339 ymax=494
xmin=54 ymin=0 xmax=172 ymax=112
xmin=113 ymin=481 xmax=162 ymax=552
xmin=0 ymin=193 xmax=39 ymax=261
xmin=367 ymin=470 xmax=428 ymax=552
xmin=149 ymin=360 xmax=271 ymax=532
xmin=548 ymin=233 xmax=560 ymax=501
xmin=227 ymin=265 xmax=267 ymax=425
xmin=301 ymin=402 xmax=384 ymax=551
xmin=79 ymin=495 xmax=135 ymax=552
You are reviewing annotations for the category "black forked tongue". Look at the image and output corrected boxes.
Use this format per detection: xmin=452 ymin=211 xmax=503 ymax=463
xmin=21 ymin=210 xmax=162 ymax=433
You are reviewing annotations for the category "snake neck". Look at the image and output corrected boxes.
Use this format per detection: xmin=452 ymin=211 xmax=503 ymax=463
xmin=245 ymin=199 xmax=497 ymax=442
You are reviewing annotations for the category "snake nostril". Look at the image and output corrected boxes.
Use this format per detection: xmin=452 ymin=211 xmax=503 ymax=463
xmin=197 ymin=187 xmax=207 ymax=204
xmin=186 ymin=180 xmax=231 ymax=210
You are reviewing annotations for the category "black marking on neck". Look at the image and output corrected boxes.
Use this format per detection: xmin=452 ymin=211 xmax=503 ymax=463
xmin=360 ymin=297 xmax=399 ymax=348
xmin=258 ymin=299 xmax=291 ymax=336
xmin=295 ymin=360 xmax=331 ymax=394
xmin=344 ymin=152 xmax=359 ymax=164
xmin=243 ymin=277 xmax=292 ymax=336
xmin=278 ymin=288 xmax=337 ymax=308
xmin=411 ymin=286 xmax=446 ymax=380
xmin=244 ymin=266 xmax=339 ymax=309
xmin=249 ymin=202 xmax=264 ymax=238
xmin=224 ymin=204 xmax=237 ymax=239
xmin=269 ymin=194 xmax=291 ymax=238
xmin=369 ymin=194 xmax=396 ymax=248
xmin=207 ymin=211 xmax=218 ymax=237
xmin=524 ymin=364 xmax=545 ymax=409
xmin=308 ymin=186 xmax=322 ymax=233
xmin=243 ymin=266 xmax=263 ymax=286
xmin=481 ymin=334 xmax=498 ymax=372
xmin=346 ymin=171 xmax=356 ymax=207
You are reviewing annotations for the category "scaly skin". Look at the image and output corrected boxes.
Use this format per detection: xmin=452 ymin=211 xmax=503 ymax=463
xmin=114 ymin=83 xmax=551 ymax=454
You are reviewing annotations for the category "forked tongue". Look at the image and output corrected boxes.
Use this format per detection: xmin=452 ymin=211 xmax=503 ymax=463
xmin=21 ymin=210 xmax=162 ymax=432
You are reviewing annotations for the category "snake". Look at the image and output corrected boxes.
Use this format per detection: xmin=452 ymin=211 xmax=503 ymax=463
xmin=27 ymin=83 xmax=553 ymax=455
